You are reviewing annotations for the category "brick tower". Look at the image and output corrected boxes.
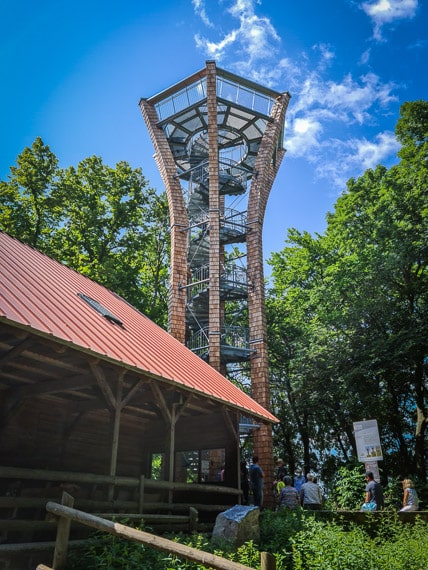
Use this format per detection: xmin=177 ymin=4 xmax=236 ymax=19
xmin=140 ymin=61 xmax=290 ymax=504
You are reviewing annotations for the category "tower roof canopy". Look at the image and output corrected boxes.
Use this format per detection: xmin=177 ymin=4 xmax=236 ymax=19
xmin=143 ymin=65 xmax=285 ymax=177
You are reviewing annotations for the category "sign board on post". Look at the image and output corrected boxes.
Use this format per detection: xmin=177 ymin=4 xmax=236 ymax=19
xmin=364 ymin=460 xmax=381 ymax=482
xmin=353 ymin=419 xmax=383 ymax=462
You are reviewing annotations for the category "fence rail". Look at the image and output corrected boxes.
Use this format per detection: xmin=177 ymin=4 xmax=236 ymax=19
xmin=34 ymin=494 xmax=275 ymax=570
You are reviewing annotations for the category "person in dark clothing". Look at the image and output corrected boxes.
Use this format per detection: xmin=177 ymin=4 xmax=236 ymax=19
xmin=361 ymin=471 xmax=384 ymax=511
xmin=249 ymin=456 xmax=264 ymax=507
xmin=240 ymin=460 xmax=250 ymax=505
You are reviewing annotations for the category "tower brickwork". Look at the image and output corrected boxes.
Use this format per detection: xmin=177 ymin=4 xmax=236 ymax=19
xmin=140 ymin=62 xmax=290 ymax=507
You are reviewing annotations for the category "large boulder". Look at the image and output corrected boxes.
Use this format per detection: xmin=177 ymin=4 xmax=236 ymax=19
xmin=211 ymin=505 xmax=260 ymax=547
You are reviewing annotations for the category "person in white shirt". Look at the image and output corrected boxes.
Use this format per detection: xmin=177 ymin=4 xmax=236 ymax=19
xmin=300 ymin=473 xmax=322 ymax=510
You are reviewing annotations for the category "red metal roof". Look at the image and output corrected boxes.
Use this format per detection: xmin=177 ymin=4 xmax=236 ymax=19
xmin=0 ymin=232 xmax=278 ymax=423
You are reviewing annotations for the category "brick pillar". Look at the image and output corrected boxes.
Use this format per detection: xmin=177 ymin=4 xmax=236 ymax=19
xmin=247 ymin=92 xmax=291 ymax=507
xmin=206 ymin=61 xmax=221 ymax=371
xmin=139 ymin=99 xmax=188 ymax=343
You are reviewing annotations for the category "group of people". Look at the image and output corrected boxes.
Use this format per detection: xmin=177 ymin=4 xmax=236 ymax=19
xmin=241 ymin=456 xmax=324 ymax=510
xmin=273 ymin=460 xmax=323 ymax=510
xmin=361 ymin=471 xmax=419 ymax=512
xmin=242 ymin=457 xmax=420 ymax=513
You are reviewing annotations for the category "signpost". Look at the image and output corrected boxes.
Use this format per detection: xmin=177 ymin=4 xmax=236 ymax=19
xmin=353 ymin=419 xmax=383 ymax=482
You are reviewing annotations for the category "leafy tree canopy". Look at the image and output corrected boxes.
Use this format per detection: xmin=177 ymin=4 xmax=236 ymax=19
xmin=0 ymin=137 xmax=170 ymax=326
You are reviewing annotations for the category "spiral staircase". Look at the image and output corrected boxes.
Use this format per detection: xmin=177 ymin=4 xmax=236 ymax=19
xmin=181 ymin=142 xmax=254 ymax=364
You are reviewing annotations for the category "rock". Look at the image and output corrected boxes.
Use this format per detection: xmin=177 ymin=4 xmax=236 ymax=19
xmin=211 ymin=504 xmax=260 ymax=547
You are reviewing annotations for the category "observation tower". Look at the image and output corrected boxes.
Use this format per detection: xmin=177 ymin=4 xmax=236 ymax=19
xmin=140 ymin=61 xmax=290 ymax=498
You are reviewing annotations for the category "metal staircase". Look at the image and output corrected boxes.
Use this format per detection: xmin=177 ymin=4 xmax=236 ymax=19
xmin=183 ymin=150 xmax=253 ymax=364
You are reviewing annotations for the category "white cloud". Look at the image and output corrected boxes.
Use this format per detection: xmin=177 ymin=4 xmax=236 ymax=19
xmin=284 ymin=116 xmax=323 ymax=157
xmin=360 ymin=0 xmax=418 ymax=40
xmin=353 ymin=131 xmax=400 ymax=169
xmin=192 ymin=0 xmax=214 ymax=27
xmin=289 ymin=71 xmax=397 ymax=126
xmin=313 ymin=43 xmax=335 ymax=71
xmin=192 ymin=0 xmax=402 ymax=191
xmin=193 ymin=0 xmax=281 ymax=84
xmin=194 ymin=30 xmax=238 ymax=59
xmin=314 ymin=131 xmax=400 ymax=188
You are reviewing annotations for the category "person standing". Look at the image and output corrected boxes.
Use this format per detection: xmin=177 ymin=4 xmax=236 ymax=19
xmin=400 ymin=479 xmax=419 ymax=512
xmin=279 ymin=476 xmax=300 ymax=509
xmin=300 ymin=473 xmax=322 ymax=510
xmin=361 ymin=471 xmax=384 ymax=511
xmin=249 ymin=455 xmax=264 ymax=508
xmin=273 ymin=458 xmax=287 ymax=500
xmin=294 ymin=468 xmax=306 ymax=493
xmin=274 ymin=458 xmax=287 ymax=482
xmin=240 ymin=461 xmax=250 ymax=505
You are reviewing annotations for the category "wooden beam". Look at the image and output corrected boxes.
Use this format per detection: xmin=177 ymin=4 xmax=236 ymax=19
xmin=89 ymin=361 xmax=116 ymax=411
xmin=52 ymin=491 xmax=74 ymax=570
xmin=45 ymin=502 xmax=253 ymax=570
xmin=222 ymin=409 xmax=239 ymax=444
xmin=150 ymin=382 xmax=171 ymax=423
xmin=121 ymin=378 xmax=145 ymax=408
xmin=5 ymin=375 xmax=97 ymax=400
xmin=0 ymin=337 xmax=31 ymax=369
xmin=109 ymin=371 xmax=125 ymax=487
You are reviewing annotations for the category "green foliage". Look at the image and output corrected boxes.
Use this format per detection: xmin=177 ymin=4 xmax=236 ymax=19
xmin=67 ymin=513 xmax=428 ymax=570
xmin=291 ymin=516 xmax=428 ymax=570
xmin=329 ymin=464 xmax=365 ymax=510
xmin=67 ymin=529 xmax=262 ymax=569
xmin=259 ymin=507 xmax=305 ymax=555
xmin=0 ymin=137 xmax=59 ymax=249
xmin=267 ymin=100 xmax=428 ymax=481
xmin=0 ymin=138 xmax=170 ymax=327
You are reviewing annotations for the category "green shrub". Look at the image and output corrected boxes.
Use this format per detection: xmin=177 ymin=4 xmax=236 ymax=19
xmin=67 ymin=512 xmax=428 ymax=570
xmin=260 ymin=507 xmax=305 ymax=554
xmin=290 ymin=514 xmax=428 ymax=570
xmin=329 ymin=464 xmax=365 ymax=510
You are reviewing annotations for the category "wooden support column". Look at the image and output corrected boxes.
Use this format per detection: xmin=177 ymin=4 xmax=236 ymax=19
xmin=108 ymin=371 xmax=124 ymax=500
xmin=52 ymin=491 xmax=74 ymax=570
xmin=150 ymin=385 xmax=191 ymax=504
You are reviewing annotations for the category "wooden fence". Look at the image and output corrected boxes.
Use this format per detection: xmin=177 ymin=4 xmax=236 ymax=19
xmin=33 ymin=493 xmax=276 ymax=570
xmin=0 ymin=464 xmax=240 ymax=542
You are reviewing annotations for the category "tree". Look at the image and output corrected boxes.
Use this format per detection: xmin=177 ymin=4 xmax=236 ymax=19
xmin=0 ymin=137 xmax=59 ymax=250
xmin=0 ymin=139 xmax=170 ymax=327
xmin=51 ymin=156 xmax=170 ymax=324
xmin=268 ymin=101 xmax=428 ymax=481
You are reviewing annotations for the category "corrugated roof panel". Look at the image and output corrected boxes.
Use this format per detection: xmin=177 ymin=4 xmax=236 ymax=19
xmin=0 ymin=232 xmax=277 ymax=423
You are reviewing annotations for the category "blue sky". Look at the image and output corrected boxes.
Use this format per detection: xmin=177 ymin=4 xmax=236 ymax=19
xmin=1 ymin=0 xmax=427 ymax=261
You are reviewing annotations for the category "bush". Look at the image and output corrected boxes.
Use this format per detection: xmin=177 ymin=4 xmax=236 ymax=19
xmin=67 ymin=512 xmax=428 ymax=570
xmin=329 ymin=464 xmax=365 ymax=510
xmin=260 ymin=507 xmax=305 ymax=554
xmin=290 ymin=514 xmax=428 ymax=570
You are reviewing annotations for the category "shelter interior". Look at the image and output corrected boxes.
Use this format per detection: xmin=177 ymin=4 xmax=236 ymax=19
xmin=0 ymin=320 xmax=246 ymax=545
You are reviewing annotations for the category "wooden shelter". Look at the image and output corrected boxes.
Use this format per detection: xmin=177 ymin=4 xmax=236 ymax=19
xmin=0 ymin=231 xmax=277 ymax=542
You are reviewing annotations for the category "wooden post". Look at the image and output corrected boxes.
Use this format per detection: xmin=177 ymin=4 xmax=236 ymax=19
xmin=139 ymin=475 xmax=145 ymax=513
xmin=189 ymin=507 xmax=198 ymax=532
xmin=261 ymin=552 xmax=276 ymax=570
xmin=168 ymin=404 xmax=177 ymax=505
xmin=52 ymin=491 xmax=74 ymax=570
xmin=108 ymin=372 xmax=124 ymax=500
